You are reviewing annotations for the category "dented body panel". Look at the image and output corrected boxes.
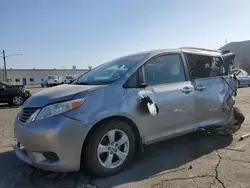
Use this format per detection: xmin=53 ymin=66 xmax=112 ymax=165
xmin=193 ymin=77 xmax=231 ymax=126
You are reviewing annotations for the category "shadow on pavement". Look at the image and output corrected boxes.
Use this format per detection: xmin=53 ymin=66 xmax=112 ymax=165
xmin=0 ymin=150 xmax=24 ymax=177
xmin=0 ymin=130 xmax=233 ymax=188
xmin=0 ymin=104 xmax=19 ymax=109
xmin=92 ymin=130 xmax=233 ymax=187
xmin=0 ymin=150 xmax=80 ymax=188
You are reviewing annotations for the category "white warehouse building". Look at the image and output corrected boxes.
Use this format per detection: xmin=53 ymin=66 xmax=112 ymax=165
xmin=0 ymin=68 xmax=88 ymax=85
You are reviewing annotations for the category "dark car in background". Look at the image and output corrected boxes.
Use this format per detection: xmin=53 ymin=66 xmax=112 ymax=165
xmin=0 ymin=82 xmax=31 ymax=106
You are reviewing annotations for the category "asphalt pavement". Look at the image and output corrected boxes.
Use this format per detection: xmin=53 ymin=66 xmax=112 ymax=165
xmin=0 ymin=87 xmax=250 ymax=188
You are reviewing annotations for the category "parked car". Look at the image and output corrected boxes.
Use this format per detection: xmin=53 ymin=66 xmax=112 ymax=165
xmin=41 ymin=75 xmax=60 ymax=87
xmin=0 ymin=82 xmax=31 ymax=106
xmin=14 ymin=48 xmax=243 ymax=177
xmin=59 ymin=75 xmax=74 ymax=84
xmin=229 ymin=68 xmax=250 ymax=87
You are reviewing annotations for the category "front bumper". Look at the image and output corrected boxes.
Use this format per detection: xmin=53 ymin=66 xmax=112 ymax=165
xmin=23 ymin=90 xmax=31 ymax=99
xmin=14 ymin=114 xmax=87 ymax=172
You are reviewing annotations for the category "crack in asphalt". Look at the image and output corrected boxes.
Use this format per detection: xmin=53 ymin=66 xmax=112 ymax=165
xmin=151 ymin=147 xmax=228 ymax=188
xmin=27 ymin=146 xmax=250 ymax=188
xmin=215 ymin=151 xmax=226 ymax=188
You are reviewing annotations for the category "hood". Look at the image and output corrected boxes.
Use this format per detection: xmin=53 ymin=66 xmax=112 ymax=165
xmin=24 ymin=84 xmax=101 ymax=108
xmin=11 ymin=85 xmax=24 ymax=90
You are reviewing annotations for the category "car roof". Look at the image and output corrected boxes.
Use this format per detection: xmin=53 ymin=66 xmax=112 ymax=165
xmin=96 ymin=47 xmax=223 ymax=65
xmin=129 ymin=47 xmax=222 ymax=58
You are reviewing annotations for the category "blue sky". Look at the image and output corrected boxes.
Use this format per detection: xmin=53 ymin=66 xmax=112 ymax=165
xmin=1 ymin=0 xmax=250 ymax=69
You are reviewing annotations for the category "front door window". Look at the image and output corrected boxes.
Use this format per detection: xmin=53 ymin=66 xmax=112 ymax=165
xmin=144 ymin=54 xmax=186 ymax=85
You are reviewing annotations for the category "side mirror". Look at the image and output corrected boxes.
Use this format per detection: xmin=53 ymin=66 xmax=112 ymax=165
xmin=138 ymin=66 xmax=147 ymax=88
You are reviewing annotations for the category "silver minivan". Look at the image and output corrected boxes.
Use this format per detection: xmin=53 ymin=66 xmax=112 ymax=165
xmin=14 ymin=48 xmax=243 ymax=177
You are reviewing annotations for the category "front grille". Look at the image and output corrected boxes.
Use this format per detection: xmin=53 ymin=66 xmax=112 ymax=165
xmin=19 ymin=108 xmax=39 ymax=123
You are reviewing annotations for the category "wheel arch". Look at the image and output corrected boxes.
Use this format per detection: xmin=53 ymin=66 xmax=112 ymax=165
xmin=80 ymin=115 xmax=142 ymax=168
xmin=85 ymin=115 xmax=141 ymax=144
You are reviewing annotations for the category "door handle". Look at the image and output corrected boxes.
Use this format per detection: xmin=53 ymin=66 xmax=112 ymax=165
xmin=182 ymin=87 xmax=193 ymax=94
xmin=195 ymin=85 xmax=206 ymax=91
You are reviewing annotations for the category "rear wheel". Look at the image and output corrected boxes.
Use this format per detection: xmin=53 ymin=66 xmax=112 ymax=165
xmin=82 ymin=119 xmax=137 ymax=177
xmin=214 ymin=107 xmax=245 ymax=136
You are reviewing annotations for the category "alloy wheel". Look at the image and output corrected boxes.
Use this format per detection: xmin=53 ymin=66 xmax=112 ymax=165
xmin=97 ymin=129 xmax=130 ymax=169
xmin=13 ymin=96 xmax=24 ymax=106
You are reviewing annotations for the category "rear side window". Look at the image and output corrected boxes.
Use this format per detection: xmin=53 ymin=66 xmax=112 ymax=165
xmin=185 ymin=54 xmax=225 ymax=79
xmin=144 ymin=54 xmax=185 ymax=85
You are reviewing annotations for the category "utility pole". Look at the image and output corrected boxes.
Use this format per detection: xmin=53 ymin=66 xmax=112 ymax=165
xmin=2 ymin=50 xmax=7 ymax=82
xmin=1 ymin=50 xmax=22 ymax=82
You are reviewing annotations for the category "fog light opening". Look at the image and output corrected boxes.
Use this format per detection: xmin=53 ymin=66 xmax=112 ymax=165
xmin=42 ymin=152 xmax=59 ymax=162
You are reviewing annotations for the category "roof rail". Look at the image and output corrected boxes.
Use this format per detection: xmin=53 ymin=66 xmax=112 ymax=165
xmin=180 ymin=47 xmax=222 ymax=53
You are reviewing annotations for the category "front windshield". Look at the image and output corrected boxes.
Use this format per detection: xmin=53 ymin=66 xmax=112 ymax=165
xmin=48 ymin=76 xmax=57 ymax=79
xmin=75 ymin=53 xmax=148 ymax=85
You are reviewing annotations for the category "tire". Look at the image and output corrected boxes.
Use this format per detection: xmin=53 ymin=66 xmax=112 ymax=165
xmin=234 ymin=107 xmax=245 ymax=125
xmin=11 ymin=95 xmax=24 ymax=106
xmin=215 ymin=107 xmax=245 ymax=136
xmin=82 ymin=119 xmax=137 ymax=177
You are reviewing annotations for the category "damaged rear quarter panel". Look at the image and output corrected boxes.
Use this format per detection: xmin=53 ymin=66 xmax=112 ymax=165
xmin=193 ymin=76 xmax=236 ymax=127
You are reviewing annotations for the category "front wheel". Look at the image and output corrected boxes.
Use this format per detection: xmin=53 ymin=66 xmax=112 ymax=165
xmin=82 ymin=120 xmax=137 ymax=177
xmin=11 ymin=95 xmax=24 ymax=106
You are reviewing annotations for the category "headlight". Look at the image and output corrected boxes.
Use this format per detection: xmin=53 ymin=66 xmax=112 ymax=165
xmin=35 ymin=99 xmax=85 ymax=121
